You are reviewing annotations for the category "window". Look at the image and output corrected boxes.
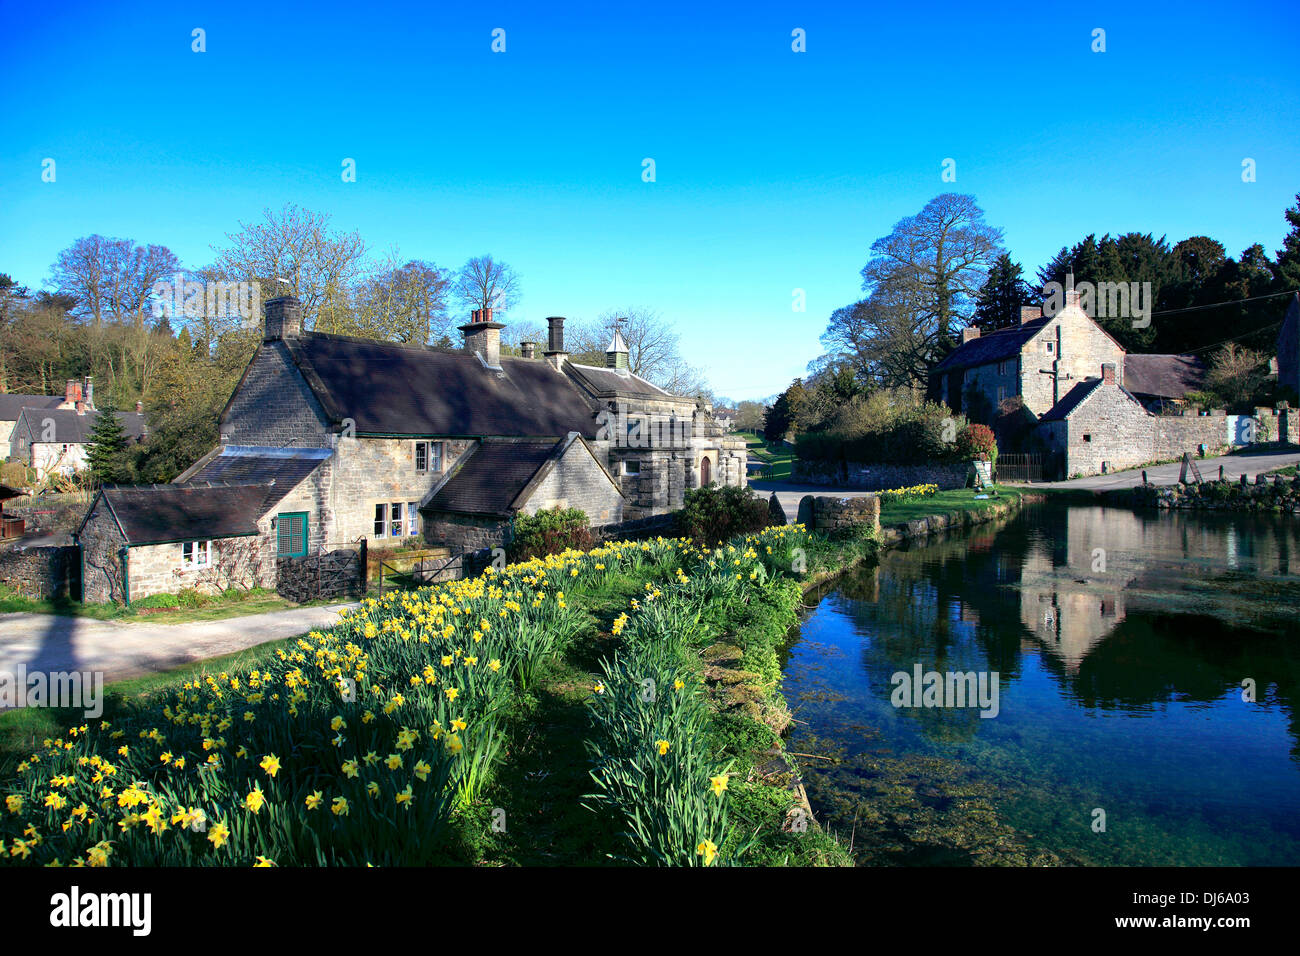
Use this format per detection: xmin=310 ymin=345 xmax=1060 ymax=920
xmin=997 ymin=360 xmax=1007 ymax=376
xmin=1083 ymin=434 xmax=1092 ymax=443
xmin=623 ymin=459 xmax=641 ymax=476
xmin=997 ymin=386 xmax=1007 ymax=404
xmin=1046 ymin=342 xmax=1054 ymax=354
xmin=277 ymin=513 xmax=308 ymax=557
xmin=415 ymin=441 xmax=444 ymax=473
xmin=373 ymin=503 xmax=413 ymax=539
xmin=182 ymin=540 xmax=211 ymax=568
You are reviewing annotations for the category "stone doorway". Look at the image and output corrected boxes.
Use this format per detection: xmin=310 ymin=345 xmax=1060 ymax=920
xmin=700 ymin=456 xmax=712 ymax=486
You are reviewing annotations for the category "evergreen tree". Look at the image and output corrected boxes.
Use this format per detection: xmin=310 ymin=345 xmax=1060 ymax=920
xmin=1275 ymin=192 xmax=1300 ymax=291
xmin=973 ymin=254 xmax=1032 ymax=331
xmin=86 ymin=406 xmax=132 ymax=485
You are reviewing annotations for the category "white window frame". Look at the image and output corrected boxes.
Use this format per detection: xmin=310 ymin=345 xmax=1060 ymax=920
xmin=389 ymin=501 xmax=404 ymax=538
xmin=623 ymin=459 xmax=641 ymax=476
xmin=415 ymin=440 xmax=445 ymax=474
xmin=182 ymin=540 xmax=211 ymax=569
xmin=374 ymin=503 xmax=389 ymax=538
xmin=406 ymin=501 xmax=419 ymax=536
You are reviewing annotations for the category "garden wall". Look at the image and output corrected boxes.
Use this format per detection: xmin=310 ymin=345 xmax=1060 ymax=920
xmin=0 ymin=544 xmax=79 ymax=599
xmin=792 ymin=459 xmax=969 ymax=490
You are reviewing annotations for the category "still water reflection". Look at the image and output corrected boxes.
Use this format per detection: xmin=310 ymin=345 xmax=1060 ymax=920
xmin=784 ymin=502 xmax=1300 ymax=866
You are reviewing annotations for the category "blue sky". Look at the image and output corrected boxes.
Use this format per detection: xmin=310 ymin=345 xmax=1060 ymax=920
xmin=2 ymin=0 xmax=1297 ymax=401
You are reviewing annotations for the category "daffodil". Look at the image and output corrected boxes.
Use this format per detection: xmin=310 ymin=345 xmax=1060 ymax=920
xmin=259 ymin=754 xmax=281 ymax=778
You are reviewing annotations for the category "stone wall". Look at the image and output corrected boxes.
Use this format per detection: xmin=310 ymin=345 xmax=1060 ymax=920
xmin=0 ymin=544 xmax=78 ymax=599
xmin=125 ymin=535 xmax=272 ymax=602
xmin=524 ymin=439 xmax=624 ymax=525
xmin=328 ymin=437 xmax=473 ymax=545
xmin=422 ymin=511 xmax=512 ymax=553
xmin=220 ymin=342 xmax=332 ymax=446
xmin=1018 ymin=305 xmax=1125 ymax=418
xmin=77 ymin=502 xmax=127 ymax=603
xmin=792 ymin=459 xmax=969 ymax=490
xmin=276 ymin=549 xmax=362 ymax=603
xmin=1134 ymin=473 xmax=1300 ymax=513
xmin=795 ymin=495 xmax=881 ymax=535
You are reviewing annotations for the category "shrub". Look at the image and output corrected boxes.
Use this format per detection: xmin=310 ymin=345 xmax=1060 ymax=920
xmin=676 ymin=485 xmax=771 ymax=544
xmin=954 ymin=423 xmax=997 ymax=467
xmin=794 ymin=390 xmax=963 ymax=466
xmin=133 ymin=592 xmax=181 ymax=609
xmin=508 ymin=507 xmax=595 ymax=561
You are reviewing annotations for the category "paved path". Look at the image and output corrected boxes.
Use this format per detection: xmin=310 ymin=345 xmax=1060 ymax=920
xmin=1009 ymin=449 xmax=1300 ymax=491
xmin=0 ymin=603 xmax=355 ymax=690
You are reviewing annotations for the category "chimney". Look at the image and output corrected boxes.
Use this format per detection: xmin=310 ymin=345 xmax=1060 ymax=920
xmin=135 ymin=400 xmax=143 ymax=414
xmin=459 ymin=311 xmax=505 ymax=368
xmin=606 ymin=324 xmax=630 ymax=370
xmin=1101 ymin=363 xmax=1116 ymax=385
xmin=1065 ymin=290 xmax=1082 ymax=310
xmin=1020 ymin=305 xmax=1043 ymax=324
xmin=544 ymin=316 xmax=568 ymax=369
xmin=263 ymin=296 xmax=303 ymax=342
xmin=64 ymin=380 xmax=79 ymax=407
xmin=961 ymin=327 xmax=981 ymax=344
xmin=520 ymin=341 xmax=536 ymax=360
xmin=84 ymin=376 xmax=94 ymax=410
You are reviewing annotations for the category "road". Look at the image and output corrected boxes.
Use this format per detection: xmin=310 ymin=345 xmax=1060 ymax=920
xmin=1013 ymin=449 xmax=1300 ymax=491
xmin=0 ymin=602 xmax=354 ymax=692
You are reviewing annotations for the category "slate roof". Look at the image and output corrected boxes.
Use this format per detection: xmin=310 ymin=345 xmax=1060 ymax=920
xmin=1123 ymin=354 xmax=1207 ymax=399
xmin=931 ymin=318 xmax=1050 ymax=375
xmin=182 ymin=445 xmax=331 ymax=492
xmin=565 ymin=363 xmax=673 ymax=399
xmin=1039 ymin=380 xmax=1146 ymax=422
xmin=282 ymin=333 xmax=601 ymax=438
xmin=422 ymin=438 xmax=564 ymax=517
xmin=14 ymin=408 xmax=146 ymax=444
xmin=0 ymin=394 xmax=62 ymax=422
xmin=81 ymin=482 xmax=272 ymax=545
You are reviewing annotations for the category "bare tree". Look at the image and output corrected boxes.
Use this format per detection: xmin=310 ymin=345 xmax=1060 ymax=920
xmin=50 ymin=235 xmax=180 ymax=329
xmin=209 ymin=204 xmax=367 ymax=332
xmin=1207 ymin=343 xmax=1268 ymax=407
xmin=353 ymin=252 xmax=453 ymax=344
xmin=454 ymin=255 xmax=520 ymax=319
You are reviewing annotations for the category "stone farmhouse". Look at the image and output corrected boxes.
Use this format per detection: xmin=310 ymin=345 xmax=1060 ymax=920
xmin=75 ymin=296 xmax=745 ymax=603
xmin=930 ymin=290 xmax=1275 ymax=478
xmin=3 ymin=379 xmax=147 ymax=477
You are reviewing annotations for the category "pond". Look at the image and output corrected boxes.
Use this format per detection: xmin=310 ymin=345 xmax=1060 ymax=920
xmin=784 ymin=500 xmax=1300 ymax=866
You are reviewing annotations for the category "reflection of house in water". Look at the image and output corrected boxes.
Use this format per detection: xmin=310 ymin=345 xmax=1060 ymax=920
xmin=1019 ymin=507 xmax=1142 ymax=672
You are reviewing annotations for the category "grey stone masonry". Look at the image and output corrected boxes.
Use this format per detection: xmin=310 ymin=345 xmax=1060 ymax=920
xmin=221 ymin=342 xmax=331 ymax=446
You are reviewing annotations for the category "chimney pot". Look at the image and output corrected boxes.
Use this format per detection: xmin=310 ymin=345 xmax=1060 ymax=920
xmin=458 ymin=314 xmax=505 ymax=367
xmin=136 ymin=400 xmax=144 ymax=413
xmin=264 ymin=296 xmax=303 ymax=342
xmin=544 ymin=316 xmax=569 ymax=369
xmin=520 ymin=341 xmax=536 ymax=360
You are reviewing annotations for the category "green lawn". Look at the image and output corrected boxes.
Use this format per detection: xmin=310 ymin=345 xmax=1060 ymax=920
xmin=738 ymin=430 xmax=794 ymax=481
xmin=879 ymin=486 xmax=1021 ymax=525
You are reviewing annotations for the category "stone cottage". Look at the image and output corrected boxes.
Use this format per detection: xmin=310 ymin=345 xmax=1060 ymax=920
xmin=9 ymin=383 xmax=147 ymax=478
xmin=75 ymin=296 xmax=745 ymax=601
xmin=0 ymin=392 xmax=63 ymax=461
xmin=931 ymin=291 xmax=1234 ymax=478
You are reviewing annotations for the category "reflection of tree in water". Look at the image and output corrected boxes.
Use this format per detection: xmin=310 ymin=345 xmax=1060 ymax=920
xmin=822 ymin=517 xmax=1033 ymax=743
